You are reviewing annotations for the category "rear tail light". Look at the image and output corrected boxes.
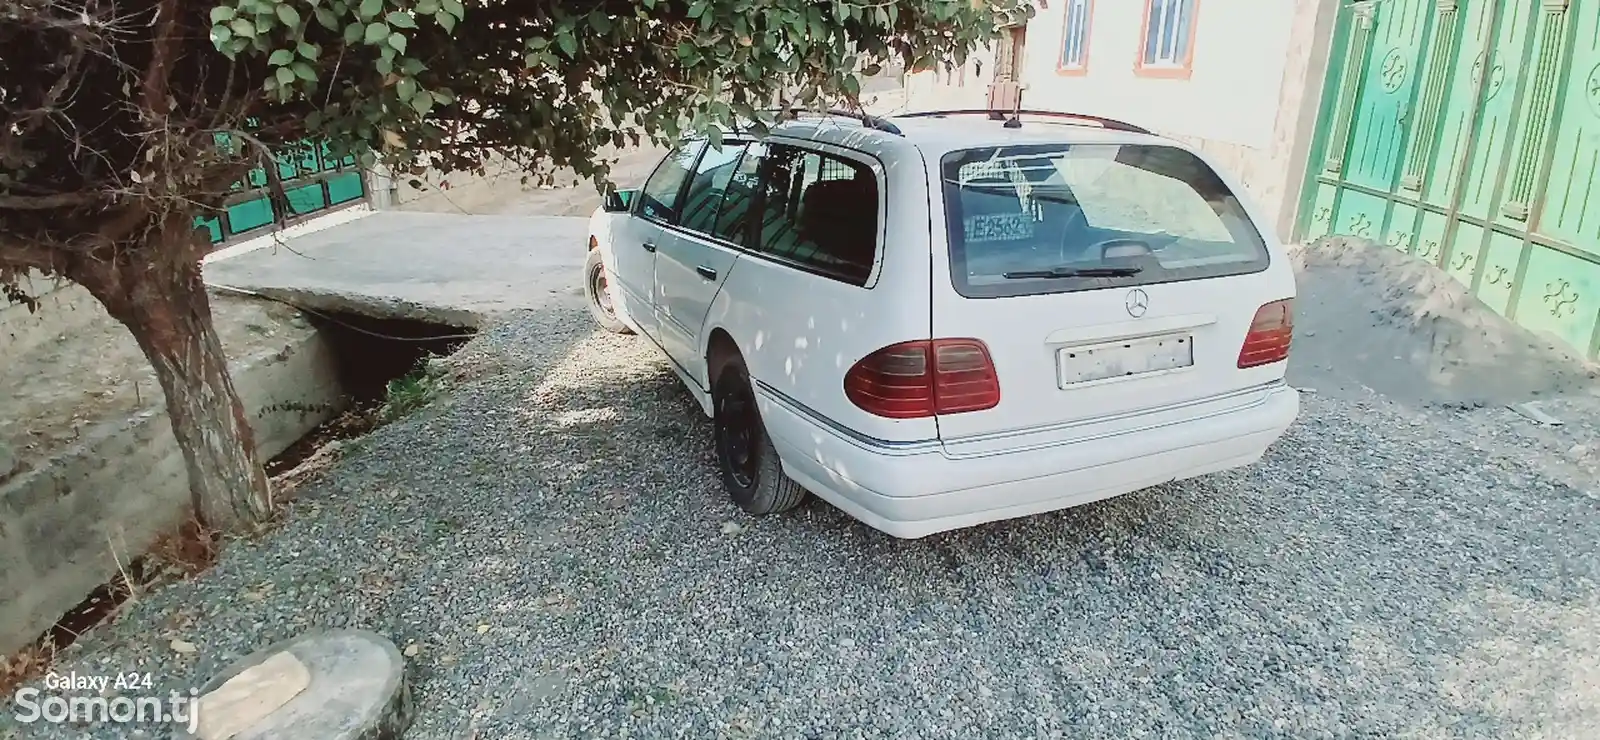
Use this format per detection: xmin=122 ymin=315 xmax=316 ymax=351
xmin=1238 ymin=298 xmax=1293 ymax=368
xmin=844 ymin=339 xmax=1000 ymax=418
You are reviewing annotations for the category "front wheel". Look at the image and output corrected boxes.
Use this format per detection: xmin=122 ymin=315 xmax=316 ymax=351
xmin=712 ymin=356 xmax=806 ymax=516
xmin=584 ymin=249 xmax=632 ymax=335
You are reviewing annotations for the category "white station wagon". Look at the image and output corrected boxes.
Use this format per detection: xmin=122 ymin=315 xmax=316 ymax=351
xmin=583 ymin=108 xmax=1299 ymax=539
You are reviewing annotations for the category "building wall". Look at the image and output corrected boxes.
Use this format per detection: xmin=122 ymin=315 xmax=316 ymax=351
xmin=904 ymin=0 xmax=1340 ymax=240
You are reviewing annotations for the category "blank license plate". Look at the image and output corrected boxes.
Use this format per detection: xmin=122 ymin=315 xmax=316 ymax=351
xmin=1057 ymin=334 xmax=1194 ymax=387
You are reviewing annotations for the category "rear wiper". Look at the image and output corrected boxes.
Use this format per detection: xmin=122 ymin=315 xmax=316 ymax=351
xmin=1001 ymin=266 xmax=1144 ymax=279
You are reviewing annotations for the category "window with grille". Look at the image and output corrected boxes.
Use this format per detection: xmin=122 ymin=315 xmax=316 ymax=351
xmin=745 ymin=144 xmax=880 ymax=286
xmin=1059 ymin=0 xmax=1092 ymax=71
xmin=1140 ymin=0 xmax=1197 ymax=71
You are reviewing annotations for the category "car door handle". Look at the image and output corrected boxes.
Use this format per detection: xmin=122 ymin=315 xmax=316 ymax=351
xmin=641 ymin=241 xmax=657 ymax=253
xmin=695 ymin=266 xmax=717 ymax=281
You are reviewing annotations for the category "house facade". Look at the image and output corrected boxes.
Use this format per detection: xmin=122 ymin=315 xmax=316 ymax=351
xmin=902 ymin=0 xmax=1341 ymax=242
xmin=904 ymin=0 xmax=1600 ymax=362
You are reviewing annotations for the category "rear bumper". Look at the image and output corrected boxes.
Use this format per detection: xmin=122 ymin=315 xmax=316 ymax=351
xmin=754 ymin=381 xmax=1299 ymax=539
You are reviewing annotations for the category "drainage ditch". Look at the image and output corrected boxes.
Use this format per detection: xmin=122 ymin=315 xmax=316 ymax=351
xmin=5 ymin=307 xmax=475 ymax=691
xmin=265 ymin=310 xmax=477 ymax=477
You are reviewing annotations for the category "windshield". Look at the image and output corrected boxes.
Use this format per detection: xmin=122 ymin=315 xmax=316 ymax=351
xmin=939 ymin=143 xmax=1270 ymax=298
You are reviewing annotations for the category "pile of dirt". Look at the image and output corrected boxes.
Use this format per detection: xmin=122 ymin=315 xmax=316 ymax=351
xmin=1286 ymin=237 xmax=1599 ymax=407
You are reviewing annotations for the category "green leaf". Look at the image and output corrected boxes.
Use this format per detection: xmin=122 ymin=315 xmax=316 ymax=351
xmin=435 ymin=10 xmax=456 ymax=32
xmin=862 ymin=62 xmax=882 ymax=76
xmin=276 ymin=5 xmax=301 ymax=27
xmin=314 ymin=7 xmax=338 ymax=28
xmin=386 ymin=11 xmax=416 ymax=28
xmin=843 ymin=75 xmax=860 ymax=97
xmin=343 ymin=21 xmax=364 ymax=43
xmin=268 ymin=48 xmax=295 ymax=65
xmin=401 ymin=57 xmax=426 ymax=74
xmin=363 ymin=22 xmax=389 ymax=44
xmin=395 ymin=77 xmax=417 ymax=100
xmin=298 ymin=41 xmax=320 ymax=58
xmin=276 ymin=66 xmax=295 ymax=86
xmin=556 ymin=29 xmax=576 ymax=56
xmin=292 ymin=61 xmax=317 ymax=81
xmin=387 ymin=32 xmax=407 ymax=53
xmin=590 ymin=13 xmax=611 ymax=34
xmin=527 ymin=36 xmax=548 ymax=49
xmin=676 ymin=41 xmax=700 ymax=64
xmin=358 ymin=0 xmax=382 ymax=20
xmin=686 ymin=1 xmax=705 ymax=18
xmin=375 ymin=55 xmax=394 ymax=75
xmin=416 ymin=0 xmax=438 ymax=12
xmin=441 ymin=0 xmax=463 ymax=18
xmin=210 ymin=25 xmax=234 ymax=45
xmin=411 ymin=91 xmax=434 ymax=115
xmin=209 ymin=6 xmax=235 ymax=23
xmin=229 ymin=18 xmax=256 ymax=37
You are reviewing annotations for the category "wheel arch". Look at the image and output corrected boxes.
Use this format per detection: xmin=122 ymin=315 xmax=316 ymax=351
xmin=705 ymin=326 xmax=742 ymax=397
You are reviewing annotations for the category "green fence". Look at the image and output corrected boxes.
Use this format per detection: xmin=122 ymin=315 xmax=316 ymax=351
xmin=195 ymin=138 xmax=367 ymax=246
xmin=1298 ymin=0 xmax=1600 ymax=362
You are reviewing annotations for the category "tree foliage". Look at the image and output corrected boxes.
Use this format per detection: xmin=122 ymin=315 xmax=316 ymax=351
xmin=0 ymin=0 xmax=1029 ymax=528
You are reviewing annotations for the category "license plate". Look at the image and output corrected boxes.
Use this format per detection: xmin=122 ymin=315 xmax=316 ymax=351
xmin=1057 ymin=334 xmax=1194 ymax=387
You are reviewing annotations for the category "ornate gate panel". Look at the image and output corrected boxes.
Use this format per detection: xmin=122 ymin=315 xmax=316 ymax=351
xmin=1300 ymin=0 xmax=1600 ymax=362
xmin=193 ymin=138 xmax=367 ymax=247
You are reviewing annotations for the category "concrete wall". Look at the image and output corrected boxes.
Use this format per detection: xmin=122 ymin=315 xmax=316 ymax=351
xmin=0 ymin=273 xmax=102 ymax=364
xmin=903 ymin=0 xmax=1340 ymax=240
xmin=0 ymin=300 xmax=344 ymax=656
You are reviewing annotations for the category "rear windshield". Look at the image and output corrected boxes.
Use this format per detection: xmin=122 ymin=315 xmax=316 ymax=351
xmin=940 ymin=143 xmax=1270 ymax=298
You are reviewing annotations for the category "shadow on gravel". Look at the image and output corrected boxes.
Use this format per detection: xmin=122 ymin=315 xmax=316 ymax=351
xmin=14 ymin=305 xmax=1598 ymax=740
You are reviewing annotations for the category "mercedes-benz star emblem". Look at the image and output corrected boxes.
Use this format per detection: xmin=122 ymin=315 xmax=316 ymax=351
xmin=1124 ymin=288 xmax=1150 ymax=318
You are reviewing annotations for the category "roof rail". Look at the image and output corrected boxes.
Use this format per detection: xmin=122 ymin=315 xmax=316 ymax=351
xmin=761 ymin=107 xmax=904 ymax=136
xmin=893 ymin=109 xmax=1151 ymax=135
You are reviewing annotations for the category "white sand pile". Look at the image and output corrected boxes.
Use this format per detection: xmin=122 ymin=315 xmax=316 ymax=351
xmin=1285 ymin=237 xmax=1599 ymax=406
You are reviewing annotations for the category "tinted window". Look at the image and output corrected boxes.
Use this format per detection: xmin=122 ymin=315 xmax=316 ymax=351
xmin=709 ymin=142 xmax=766 ymax=245
xmin=638 ymin=140 xmax=706 ymax=224
xmin=940 ymin=143 xmax=1269 ymax=298
xmin=748 ymin=144 xmax=879 ymax=286
xmin=678 ymin=141 xmax=749 ymax=237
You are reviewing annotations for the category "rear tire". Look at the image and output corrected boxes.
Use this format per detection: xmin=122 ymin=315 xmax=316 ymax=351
xmin=584 ymin=249 xmax=632 ymax=335
xmin=712 ymin=355 xmax=806 ymax=516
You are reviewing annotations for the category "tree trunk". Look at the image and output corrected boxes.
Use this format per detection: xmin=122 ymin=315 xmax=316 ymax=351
xmin=74 ymin=222 xmax=272 ymax=531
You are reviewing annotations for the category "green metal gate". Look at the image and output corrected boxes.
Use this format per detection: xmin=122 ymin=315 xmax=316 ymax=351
xmin=194 ymin=139 xmax=367 ymax=247
xmin=1298 ymin=0 xmax=1600 ymax=362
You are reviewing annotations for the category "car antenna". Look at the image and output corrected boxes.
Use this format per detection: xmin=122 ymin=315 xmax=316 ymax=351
xmin=1003 ymin=90 xmax=1023 ymax=129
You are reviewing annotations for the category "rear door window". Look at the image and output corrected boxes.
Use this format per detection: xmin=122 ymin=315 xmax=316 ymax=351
xmin=940 ymin=143 xmax=1269 ymax=298
xmin=678 ymin=142 xmax=749 ymax=238
xmin=745 ymin=144 xmax=880 ymax=286
xmin=709 ymin=142 xmax=766 ymax=245
xmin=637 ymin=140 xmax=707 ymax=225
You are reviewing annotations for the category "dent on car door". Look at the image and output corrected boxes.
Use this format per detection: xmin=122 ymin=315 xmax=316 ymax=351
xmin=654 ymin=141 xmax=750 ymax=388
xmin=621 ymin=140 xmax=705 ymax=339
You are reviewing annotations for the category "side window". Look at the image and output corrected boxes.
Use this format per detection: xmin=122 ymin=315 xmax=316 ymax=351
xmin=710 ymin=142 xmax=767 ymax=245
xmin=638 ymin=140 xmax=706 ymax=224
xmin=748 ymin=144 xmax=880 ymax=286
xmin=678 ymin=142 xmax=749 ymax=237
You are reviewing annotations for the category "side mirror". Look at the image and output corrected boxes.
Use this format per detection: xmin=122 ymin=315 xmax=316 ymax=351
xmin=603 ymin=189 xmax=636 ymax=213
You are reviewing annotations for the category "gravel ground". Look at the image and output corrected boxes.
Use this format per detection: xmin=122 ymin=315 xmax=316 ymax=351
xmin=6 ymin=297 xmax=1600 ymax=739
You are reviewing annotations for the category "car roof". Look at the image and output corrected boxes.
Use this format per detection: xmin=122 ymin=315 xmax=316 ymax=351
xmin=738 ymin=111 xmax=1176 ymax=163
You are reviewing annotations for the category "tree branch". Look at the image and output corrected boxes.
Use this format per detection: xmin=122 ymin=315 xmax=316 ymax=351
xmin=139 ymin=0 xmax=183 ymax=118
xmin=0 ymin=192 xmax=98 ymax=209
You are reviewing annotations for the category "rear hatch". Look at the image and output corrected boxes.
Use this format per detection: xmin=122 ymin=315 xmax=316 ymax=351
xmin=929 ymin=141 xmax=1292 ymax=449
